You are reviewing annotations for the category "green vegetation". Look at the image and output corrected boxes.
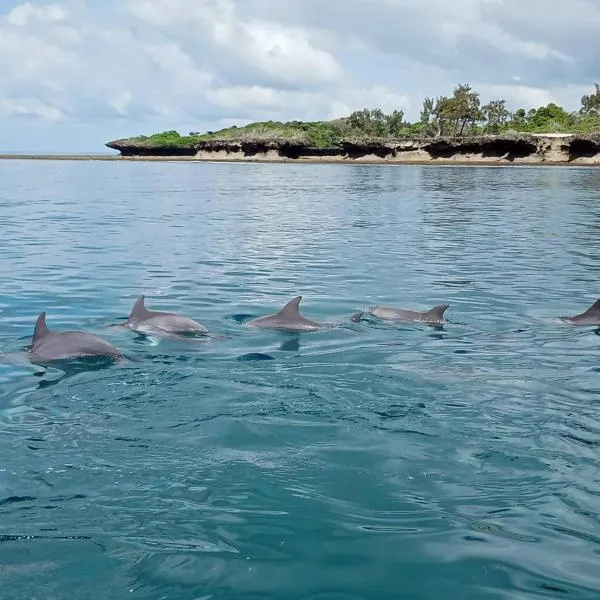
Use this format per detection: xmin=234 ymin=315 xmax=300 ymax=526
xmin=581 ymin=83 xmax=600 ymax=115
xmin=111 ymin=82 xmax=600 ymax=150
xmin=120 ymin=129 xmax=200 ymax=148
xmin=413 ymin=82 xmax=600 ymax=136
xmin=124 ymin=121 xmax=345 ymax=149
xmin=195 ymin=120 xmax=345 ymax=148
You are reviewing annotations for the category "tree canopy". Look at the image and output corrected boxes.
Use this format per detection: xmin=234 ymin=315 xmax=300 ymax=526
xmin=580 ymin=83 xmax=600 ymax=115
xmin=117 ymin=82 xmax=600 ymax=149
xmin=343 ymin=82 xmax=600 ymax=138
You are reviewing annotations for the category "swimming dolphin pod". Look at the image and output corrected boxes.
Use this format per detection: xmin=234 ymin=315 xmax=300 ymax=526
xmin=14 ymin=294 xmax=599 ymax=369
xmin=246 ymin=296 xmax=322 ymax=331
xmin=352 ymin=303 xmax=450 ymax=325
xmin=125 ymin=295 xmax=208 ymax=335
xmin=27 ymin=312 xmax=123 ymax=362
xmin=566 ymin=297 xmax=600 ymax=326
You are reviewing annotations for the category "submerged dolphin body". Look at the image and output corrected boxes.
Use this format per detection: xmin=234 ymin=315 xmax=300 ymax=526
xmin=124 ymin=295 xmax=208 ymax=336
xmin=352 ymin=303 xmax=450 ymax=325
xmin=246 ymin=296 xmax=322 ymax=331
xmin=27 ymin=312 xmax=123 ymax=362
xmin=565 ymin=298 xmax=600 ymax=326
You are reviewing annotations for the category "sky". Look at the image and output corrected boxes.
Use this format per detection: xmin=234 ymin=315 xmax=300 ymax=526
xmin=0 ymin=0 xmax=598 ymax=153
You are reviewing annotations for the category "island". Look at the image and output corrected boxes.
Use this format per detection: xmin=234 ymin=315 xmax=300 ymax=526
xmin=106 ymin=83 xmax=600 ymax=166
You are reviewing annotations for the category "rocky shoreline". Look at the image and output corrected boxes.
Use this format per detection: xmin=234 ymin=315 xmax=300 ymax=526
xmin=105 ymin=133 xmax=600 ymax=165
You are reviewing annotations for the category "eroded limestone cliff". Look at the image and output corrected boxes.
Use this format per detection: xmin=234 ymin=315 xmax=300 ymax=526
xmin=105 ymin=133 xmax=600 ymax=165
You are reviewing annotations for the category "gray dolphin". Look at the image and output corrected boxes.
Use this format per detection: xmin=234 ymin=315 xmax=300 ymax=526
xmin=124 ymin=295 xmax=208 ymax=335
xmin=246 ymin=296 xmax=322 ymax=331
xmin=565 ymin=298 xmax=600 ymax=326
xmin=352 ymin=303 xmax=449 ymax=325
xmin=27 ymin=312 xmax=123 ymax=362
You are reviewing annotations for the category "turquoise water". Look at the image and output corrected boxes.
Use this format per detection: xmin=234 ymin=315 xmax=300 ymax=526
xmin=0 ymin=159 xmax=599 ymax=599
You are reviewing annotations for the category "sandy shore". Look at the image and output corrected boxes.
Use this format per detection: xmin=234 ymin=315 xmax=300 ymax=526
xmin=0 ymin=145 xmax=600 ymax=167
xmin=0 ymin=154 xmax=123 ymax=161
xmin=1 ymin=153 xmax=598 ymax=167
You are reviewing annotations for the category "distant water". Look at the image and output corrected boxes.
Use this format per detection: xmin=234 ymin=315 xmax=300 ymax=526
xmin=1 ymin=159 xmax=599 ymax=599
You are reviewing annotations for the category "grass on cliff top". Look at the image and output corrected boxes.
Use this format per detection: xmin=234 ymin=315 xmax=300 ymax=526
xmin=198 ymin=120 xmax=346 ymax=147
xmin=125 ymin=120 xmax=346 ymax=149
xmin=122 ymin=130 xmax=200 ymax=148
xmin=114 ymin=113 xmax=600 ymax=150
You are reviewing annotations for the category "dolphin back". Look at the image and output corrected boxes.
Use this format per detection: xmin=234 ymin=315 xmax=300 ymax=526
xmin=570 ymin=298 xmax=600 ymax=324
xmin=30 ymin=331 xmax=123 ymax=361
xmin=32 ymin=312 xmax=50 ymax=345
xmin=125 ymin=295 xmax=209 ymax=334
xmin=128 ymin=295 xmax=151 ymax=324
xmin=276 ymin=296 xmax=303 ymax=318
xmin=247 ymin=295 xmax=321 ymax=330
xmin=367 ymin=302 xmax=449 ymax=323
xmin=424 ymin=304 xmax=450 ymax=323
xmin=28 ymin=312 xmax=122 ymax=361
xmin=135 ymin=314 xmax=208 ymax=334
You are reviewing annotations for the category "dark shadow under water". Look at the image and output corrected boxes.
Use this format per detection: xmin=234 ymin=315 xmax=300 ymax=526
xmin=29 ymin=355 xmax=125 ymax=390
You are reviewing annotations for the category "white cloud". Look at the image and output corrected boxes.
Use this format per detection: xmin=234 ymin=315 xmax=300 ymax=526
xmin=143 ymin=42 xmax=213 ymax=91
xmin=475 ymin=24 xmax=572 ymax=62
xmin=0 ymin=97 xmax=66 ymax=121
xmin=208 ymin=86 xmax=302 ymax=112
xmin=7 ymin=1 xmax=69 ymax=26
xmin=109 ymin=91 xmax=132 ymax=116
xmin=124 ymin=0 xmax=342 ymax=87
xmin=0 ymin=28 xmax=73 ymax=90
xmin=478 ymin=85 xmax=557 ymax=110
xmin=238 ymin=20 xmax=341 ymax=85
xmin=327 ymin=86 xmax=411 ymax=120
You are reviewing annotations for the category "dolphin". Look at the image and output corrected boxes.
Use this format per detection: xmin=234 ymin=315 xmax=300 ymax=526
xmin=246 ymin=296 xmax=322 ymax=331
xmin=352 ymin=303 xmax=450 ymax=325
xmin=565 ymin=298 xmax=600 ymax=326
xmin=27 ymin=312 xmax=123 ymax=362
xmin=124 ymin=295 xmax=208 ymax=336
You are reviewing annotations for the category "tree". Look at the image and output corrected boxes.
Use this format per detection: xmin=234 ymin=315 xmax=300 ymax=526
xmin=385 ymin=109 xmax=405 ymax=136
xmin=347 ymin=108 xmax=405 ymax=137
xmin=369 ymin=108 xmax=387 ymax=136
xmin=432 ymin=95 xmax=454 ymax=136
xmin=482 ymin=99 xmax=510 ymax=133
xmin=419 ymin=97 xmax=438 ymax=136
xmin=420 ymin=97 xmax=434 ymax=125
xmin=580 ymin=83 xmax=600 ymax=115
xmin=347 ymin=109 xmax=376 ymax=135
xmin=424 ymin=84 xmax=483 ymax=136
xmin=450 ymin=83 xmax=482 ymax=135
xmin=510 ymin=108 xmax=527 ymax=129
xmin=527 ymin=103 xmax=572 ymax=131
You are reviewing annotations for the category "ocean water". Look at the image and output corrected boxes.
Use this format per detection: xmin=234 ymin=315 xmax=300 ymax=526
xmin=0 ymin=159 xmax=599 ymax=600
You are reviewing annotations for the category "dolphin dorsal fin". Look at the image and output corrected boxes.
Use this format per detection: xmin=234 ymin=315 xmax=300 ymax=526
xmin=425 ymin=304 xmax=449 ymax=321
xmin=129 ymin=295 xmax=151 ymax=321
xmin=277 ymin=296 xmax=302 ymax=317
xmin=33 ymin=312 xmax=50 ymax=343
xmin=579 ymin=298 xmax=600 ymax=318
